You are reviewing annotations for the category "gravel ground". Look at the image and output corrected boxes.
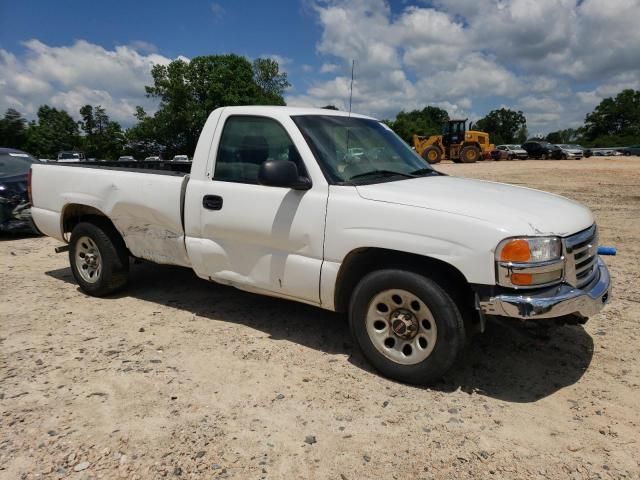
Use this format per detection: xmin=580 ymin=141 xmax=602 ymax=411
xmin=1 ymin=156 xmax=639 ymax=479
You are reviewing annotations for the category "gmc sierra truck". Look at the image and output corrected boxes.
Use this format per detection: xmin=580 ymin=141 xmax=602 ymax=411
xmin=30 ymin=106 xmax=611 ymax=384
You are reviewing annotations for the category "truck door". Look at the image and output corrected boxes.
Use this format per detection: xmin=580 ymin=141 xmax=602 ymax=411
xmin=184 ymin=114 xmax=328 ymax=305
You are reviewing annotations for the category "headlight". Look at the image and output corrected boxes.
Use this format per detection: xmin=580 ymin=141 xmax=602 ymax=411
xmin=498 ymin=237 xmax=561 ymax=263
xmin=496 ymin=237 xmax=564 ymax=288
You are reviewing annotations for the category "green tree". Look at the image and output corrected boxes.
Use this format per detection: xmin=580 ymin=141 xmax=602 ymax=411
xmin=386 ymin=106 xmax=450 ymax=143
xmin=252 ymin=58 xmax=290 ymax=105
xmin=475 ymin=108 xmax=527 ymax=145
xmin=0 ymin=108 xmax=28 ymax=149
xmin=124 ymin=107 xmax=163 ymax=159
xmin=515 ymin=125 xmax=528 ymax=144
xmin=78 ymin=104 xmax=124 ymax=159
xmin=582 ymin=89 xmax=640 ymax=145
xmin=24 ymin=105 xmax=80 ymax=158
xmin=546 ymin=128 xmax=577 ymax=144
xmin=142 ymin=54 xmax=290 ymax=156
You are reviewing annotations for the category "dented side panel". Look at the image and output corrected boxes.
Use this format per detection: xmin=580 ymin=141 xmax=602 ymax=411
xmin=31 ymin=164 xmax=191 ymax=267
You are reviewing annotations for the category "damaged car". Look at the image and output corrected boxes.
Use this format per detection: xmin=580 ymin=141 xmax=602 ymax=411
xmin=0 ymin=148 xmax=40 ymax=234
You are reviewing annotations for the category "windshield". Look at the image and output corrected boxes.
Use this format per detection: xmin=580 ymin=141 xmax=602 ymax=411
xmin=0 ymin=152 xmax=36 ymax=177
xmin=292 ymin=115 xmax=434 ymax=184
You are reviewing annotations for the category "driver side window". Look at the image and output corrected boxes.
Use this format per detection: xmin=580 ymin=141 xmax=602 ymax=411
xmin=214 ymin=116 xmax=306 ymax=184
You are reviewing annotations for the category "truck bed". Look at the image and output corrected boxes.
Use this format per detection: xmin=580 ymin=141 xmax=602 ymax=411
xmin=31 ymin=162 xmax=191 ymax=267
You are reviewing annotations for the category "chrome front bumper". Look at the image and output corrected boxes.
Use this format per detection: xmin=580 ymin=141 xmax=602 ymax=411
xmin=479 ymin=258 xmax=611 ymax=320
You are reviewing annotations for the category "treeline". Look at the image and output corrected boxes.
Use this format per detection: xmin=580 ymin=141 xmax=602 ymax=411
xmin=386 ymin=89 xmax=640 ymax=148
xmin=1 ymin=51 xmax=638 ymax=158
xmin=384 ymin=107 xmax=528 ymax=145
xmin=0 ymin=54 xmax=289 ymax=159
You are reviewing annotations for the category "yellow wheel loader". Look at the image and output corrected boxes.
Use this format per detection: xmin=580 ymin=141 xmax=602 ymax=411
xmin=412 ymin=119 xmax=494 ymax=164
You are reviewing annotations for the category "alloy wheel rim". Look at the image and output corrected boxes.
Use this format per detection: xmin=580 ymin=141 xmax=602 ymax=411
xmin=365 ymin=289 xmax=438 ymax=365
xmin=75 ymin=236 xmax=102 ymax=283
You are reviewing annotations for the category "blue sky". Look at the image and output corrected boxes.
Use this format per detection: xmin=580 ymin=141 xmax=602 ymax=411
xmin=0 ymin=1 xmax=320 ymax=80
xmin=1 ymin=0 xmax=639 ymax=133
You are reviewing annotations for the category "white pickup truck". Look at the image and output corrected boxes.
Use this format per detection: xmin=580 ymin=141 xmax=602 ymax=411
xmin=30 ymin=106 xmax=611 ymax=384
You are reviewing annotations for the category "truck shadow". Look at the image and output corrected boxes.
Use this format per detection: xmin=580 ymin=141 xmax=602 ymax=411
xmin=45 ymin=262 xmax=594 ymax=403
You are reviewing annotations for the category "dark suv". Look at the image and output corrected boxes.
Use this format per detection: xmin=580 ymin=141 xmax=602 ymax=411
xmin=521 ymin=140 xmax=564 ymax=160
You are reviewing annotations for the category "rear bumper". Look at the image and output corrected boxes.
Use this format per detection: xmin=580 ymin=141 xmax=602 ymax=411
xmin=479 ymin=258 xmax=610 ymax=320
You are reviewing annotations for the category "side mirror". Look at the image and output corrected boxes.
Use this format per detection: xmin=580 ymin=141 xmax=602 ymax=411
xmin=258 ymin=160 xmax=311 ymax=190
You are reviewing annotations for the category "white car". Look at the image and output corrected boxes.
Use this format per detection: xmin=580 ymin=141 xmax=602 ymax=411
xmin=29 ymin=106 xmax=611 ymax=385
xmin=557 ymin=144 xmax=584 ymax=160
xmin=495 ymin=144 xmax=528 ymax=160
xmin=57 ymin=151 xmax=86 ymax=162
xmin=118 ymin=156 xmax=136 ymax=162
xmin=173 ymin=155 xmax=190 ymax=162
xmin=144 ymin=156 xmax=160 ymax=162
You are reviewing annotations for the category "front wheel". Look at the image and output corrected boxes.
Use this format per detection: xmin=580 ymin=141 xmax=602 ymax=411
xmin=349 ymin=270 xmax=465 ymax=385
xmin=69 ymin=221 xmax=129 ymax=296
xmin=421 ymin=146 xmax=442 ymax=164
xmin=459 ymin=146 xmax=480 ymax=163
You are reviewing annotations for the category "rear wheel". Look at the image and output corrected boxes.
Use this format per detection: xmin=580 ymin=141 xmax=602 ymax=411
xmin=459 ymin=146 xmax=480 ymax=163
xmin=349 ymin=269 xmax=465 ymax=385
xmin=421 ymin=146 xmax=442 ymax=164
xmin=69 ymin=220 xmax=129 ymax=296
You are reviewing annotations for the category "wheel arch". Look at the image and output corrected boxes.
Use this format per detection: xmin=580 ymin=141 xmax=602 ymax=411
xmin=61 ymin=203 xmax=120 ymax=243
xmin=333 ymin=247 xmax=475 ymax=317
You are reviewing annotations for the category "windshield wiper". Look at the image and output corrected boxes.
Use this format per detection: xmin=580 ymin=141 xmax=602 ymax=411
xmin=410 ymin=168 xmax=441 ymax=177
xmin=349 ymin=170 xmax=415 ymax=181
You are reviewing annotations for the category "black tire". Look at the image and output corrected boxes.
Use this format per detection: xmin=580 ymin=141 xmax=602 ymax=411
xmin=349 ymin=269 xmax=465 ymax=385
xmin=69 ymin=219 xmax=129 ymax=296
xmin=421 ymin=146 xmax=442 ymax=164
xmin=459 ymin=146 xmax=479 ymax=163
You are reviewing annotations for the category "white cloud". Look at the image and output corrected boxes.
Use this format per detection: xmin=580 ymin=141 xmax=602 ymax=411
xmin=210 ymin=2 xmax=225 ymax=19
xmin=320 ymin=63 xmax=339 ymax=73
xmin=289 ymin=0 xmax=640 ymax=132
xmin=0 ymin=39 xmax=176 ymax=126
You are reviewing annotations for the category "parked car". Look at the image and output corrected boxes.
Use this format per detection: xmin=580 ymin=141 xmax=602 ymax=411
xmin=593 ymin=149 xmax=615 ymax=156
xmin=616 ymin=145 xmax=640 ymax=156
xmin=144 ymin=156 xmax=160 ymax=162
xmin=172 ymin=154 xmax=190 ymax=162
xmin=0 ymin=148 xmax=39 ymax=233
xmin=118 ymin=156 xmax=136 ymax=162
xmin=57 ymin=151 xmax=86 ymax=162
xmin=489 ymin=148 xmax=510 ymax=161
xmin=564 ymin=144 xmax=592 ymax=158
xmin=495 ymin=144 xmax=528 ymax=160
xmin=521 ymin=140 xmax=564 ymax=159
xmin=30 ymin=106 xmax=611 ymax=385
xmin=556 ymin=144 xmax=583 ymax=160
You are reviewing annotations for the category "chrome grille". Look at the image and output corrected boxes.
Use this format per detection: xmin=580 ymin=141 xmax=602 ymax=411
xmin=564 ymin=224 xmax=598 ymax=288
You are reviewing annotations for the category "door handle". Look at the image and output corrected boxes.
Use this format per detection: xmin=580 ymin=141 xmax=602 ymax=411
xmin=203 ymin=195 xmax=223 ymax=210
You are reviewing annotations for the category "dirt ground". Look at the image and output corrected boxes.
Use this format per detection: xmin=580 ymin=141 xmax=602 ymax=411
xmin=1 ymin=157 xmax=639 ymax=479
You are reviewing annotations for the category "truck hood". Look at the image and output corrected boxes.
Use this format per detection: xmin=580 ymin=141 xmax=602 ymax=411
xmin=355 ymin=176 xmax=594 ymax=237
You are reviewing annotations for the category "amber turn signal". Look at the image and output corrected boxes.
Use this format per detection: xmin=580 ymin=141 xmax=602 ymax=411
xmin=510 ymin=273 xmax=533 ymax=285
xmin=499 ymin=239 xmax=531 ymax=262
